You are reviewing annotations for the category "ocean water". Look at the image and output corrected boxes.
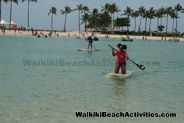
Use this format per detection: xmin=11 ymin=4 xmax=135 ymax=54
xmin=0 ymin=36 xmax=184 ymax=123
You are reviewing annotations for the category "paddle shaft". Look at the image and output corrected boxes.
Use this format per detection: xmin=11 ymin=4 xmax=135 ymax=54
xmin=108 ymin=45 xmax=126 ymax=56
xmin=108 ymin=45 xmax=145 ymax=70
xmin=92 ymin=45 xmax=99 ymax=51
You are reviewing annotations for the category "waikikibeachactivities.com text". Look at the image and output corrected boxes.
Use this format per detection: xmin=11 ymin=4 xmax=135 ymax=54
xmin=23 ymin=59 xmax=160 ymax=67
xmin=75 ymin=112 xmax=176 ymax=118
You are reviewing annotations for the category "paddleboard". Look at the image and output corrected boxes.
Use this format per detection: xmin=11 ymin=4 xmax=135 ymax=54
xmin=78 ymin=48 xmax=98 ymax=51
xmin=106 ymin=70 xmax=132 ymax=78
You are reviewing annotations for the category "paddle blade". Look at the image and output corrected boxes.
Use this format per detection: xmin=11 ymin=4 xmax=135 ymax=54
xmin=138 ymin=65 xmax=145 ymax=70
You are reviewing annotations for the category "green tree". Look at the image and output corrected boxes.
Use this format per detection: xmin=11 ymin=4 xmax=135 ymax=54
xmin=131 ymin=10 xmax=139 ymax=32
xmin=108 ymin=3 xmax=119 ymax=33
xmin=138 ymin=6 xmax=145 ymax=32
xmin=155 ymin=10 xmax=162 ymax=34
xmin=22 ymin=0 xmax=37 ymax=28
xmin=60 ymin=6 xmax=71 ymax=32
xmin=123 ymin=6 xmax=133 ymax=33
xmin=147 ymin=7 xmax=155 ymax=33
xmin=170 ymin=10 xmax=177 ymax=34
xmin=143 ymin=9 xmax=149 ymax=33
xmin=174 ymin=3 xmax=183 ymax=34
xmin=73 ymin=4 xmax=84 ymax=33
xmin=101 ymin=3 xmax=111 ymax=30
xmin=97 ymin=11 xmax=111 ymax=30
xmin=101 ymin=3 xmax=119 ymax=33
xmin=81 ymin=13 xmax=90 ymax=32
xmin=48 ymin=7 xmax=57 ymax=31
xmin=91 ymin=8 xmax=98 ymax=32
xmin=158 ymin=7 xmax=165 ymax=28
xmin=115 ymin=17 xmax=130 ymax=31
xmin=158 ymin=25 xmax=165 ymax=34
xmin=165 ymin=7 xmax=172 ymax=35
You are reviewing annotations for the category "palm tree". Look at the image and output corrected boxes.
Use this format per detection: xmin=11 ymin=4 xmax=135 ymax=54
xmin=98 ymin=11 xmax=111 ymax=30
xmin=83 ymin=6 xmax=90 ymax=14
xmin=174 ymin=3 xmax=183 ymax=34
xmin=0 ymin=0 xmax=2 ymax=21
xmin=143 ymin=9 xmax=149 ymax=33
xmin=147 ymin=7 xmax=155 ymax=33
xmin=48 ymin=7 xmax=57 ymax=31
xmin=0 ymin=0 xmax=7 ymax=21
xmin=91 ymin=8 xmax=98 ymax=32
xmin=22 ymin=0 xmax=37 ymax=28
xmin=158 ymin=7 xmax=165 ymax=27
xmin=165 ymin=7 xmax=172 ymax=35
xmin=74 ymin=4 xmax=84 ymax=33
xmin=101 ymin=3 xmax=110 ymax=30
xmin=131 ymin=10 xmax=139 ymax=32
xmin=170 ymin=10 xmax=177 ymax=34
xmin=155 ymin=9 xmax=164 ymax=34
xmin=4 ymin=0 xmax=18 ymax=29
xmin=138 ymin=6 xmax=145 ymax=32
xmin=123 ymin=6 xmax=133 ymax=33
xmin=82 ymin=6 xmax=91 ymax=32
xmin=108 ymin=3 xmax=119 ymax=33
xmin=81 ymin=13 xmax=90 ymax=32
xmin=60 ymin=6 xmax=71 ymax=32
xmin=101 ymin=3 xmax=119 ymax=33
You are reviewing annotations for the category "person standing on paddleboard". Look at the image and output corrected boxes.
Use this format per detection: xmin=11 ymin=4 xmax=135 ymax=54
xmin=111 ymin=43 xmax=129 ymax=74
xmin=87 ymin=35 xmax=93 ymax=51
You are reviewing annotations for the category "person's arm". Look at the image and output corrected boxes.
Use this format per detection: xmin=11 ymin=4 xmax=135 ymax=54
xmin=111 ymin=48 xmax=116 ymax=56
xmin=125 ymin=52 xmax=129 ymax=60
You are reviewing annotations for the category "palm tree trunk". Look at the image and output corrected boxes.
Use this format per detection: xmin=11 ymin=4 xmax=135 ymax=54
xmin=111 ymin=14 xmax=113 ymax=33
xmin=160 ymin=17 xmax=162 ymax=26
xmin=138 ymin=16 xmax=142 ymax=32
xmin=27 ymin=0 xmax=30 ymax=27
xmin=0 ymin=0 xmax=1 ymax=21
xmin=149 ymin=19 xmax=152 ymax=33
xmin=112 ymin=13 xmax=114 ymax=33
xmin=157 ymin=17 xmax=159 ymax=35
xmin=84 ymin=21 xmax=86 ymax=32
xmin=78 ymin=10 xmax=80 ymax=34
xmin=172 ymin=18 xmax=174 ymax=35
xmin=166 ymin=14 xmax=168 ymax=36
xmin=64 ymin=13 xmax=67 ymax=32
xmin=95 ymin=16 xmax=97 ymax=32
xmin=145 ymin=18 xmax=147 ymax=32
xmin=175 ymin=12 xmax=178 ymax=34
xmin=134 ymin=17 xmax=136 ymax=32
xmin=9 ymin=0 xmax=13 ymax=29
xmin=127 ymin=16 xmax=129 ymax=35
xmin=51 ymin=13 xmax=53 ymax=31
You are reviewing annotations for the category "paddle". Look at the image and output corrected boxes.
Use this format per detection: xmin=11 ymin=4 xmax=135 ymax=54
xmin=108 ymin=44 xmax=145 ymax=70
xmin=92 ymin=45 xmax=99 ymax=51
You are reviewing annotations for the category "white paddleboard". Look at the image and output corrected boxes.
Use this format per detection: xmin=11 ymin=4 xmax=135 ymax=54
xmin=106 ymin=70 xmax=132 ymax=78
xmin=78 ymin=48 xmax=98 ymax=51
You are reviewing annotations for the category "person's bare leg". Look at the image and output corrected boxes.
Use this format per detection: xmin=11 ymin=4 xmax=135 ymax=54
xmin=114 ymin=63 xmax=120 ymax=73
xmin=90 ymin=43 xmax=92 ymax=51
xmin=121 ymin=64 xmax=126 ymax=74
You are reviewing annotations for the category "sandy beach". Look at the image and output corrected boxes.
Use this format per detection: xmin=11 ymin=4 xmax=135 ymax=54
xmin=0 ymin=29 xmax=184 ymax=42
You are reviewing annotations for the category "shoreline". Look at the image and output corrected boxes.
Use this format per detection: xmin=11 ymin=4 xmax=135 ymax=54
xmin=0 ymin=30 xmax=184 ymax=42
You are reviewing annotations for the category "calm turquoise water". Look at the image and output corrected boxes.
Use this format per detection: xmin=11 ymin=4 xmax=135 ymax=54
xmin=0 ymin=36 xmax=184 ymax=123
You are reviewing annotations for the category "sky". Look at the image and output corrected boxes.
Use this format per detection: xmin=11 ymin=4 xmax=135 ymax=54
xmin=1 ymin=0 xmax=184 ymax=32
